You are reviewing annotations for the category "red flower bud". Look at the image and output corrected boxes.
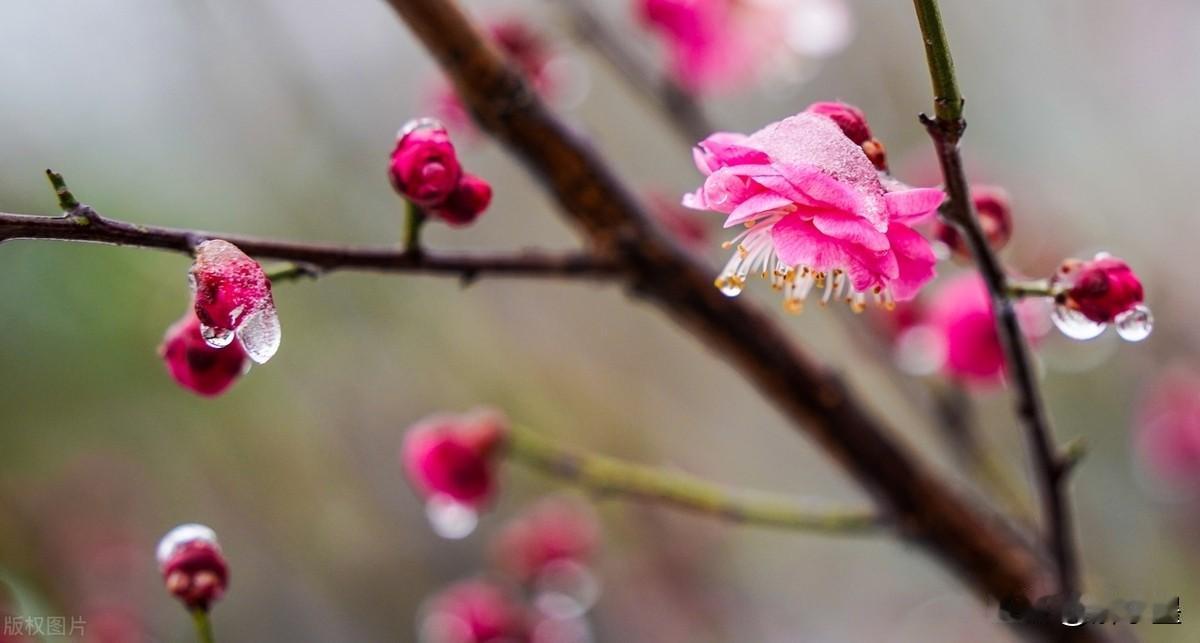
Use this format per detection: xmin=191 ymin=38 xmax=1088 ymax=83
xmin=1054 ymin=255 xmax=1145 ymax=324
xmin=159 ymin=310 xmax=250 ymax=397
xmin=806 ymin=101 xmax=872 ymax=145
xmin=419 ymin=580 xmax=530 ymax=643
xmin=402 ymin=410 xmax=507 ymax=507
xmin=156 ymin=524 xmax=228 ymax=612
xmin=189 ymin=240 xmax=280 ymax=364
xmin=492 ymin=497 xmax=600 ymax=583
xmin=389 ymin=119 xmax=464 ymax=207
xmin=933 ymin=185 xmax=1013 ymax=259
xmin=430 ymin=173 xmax=493 ymax=227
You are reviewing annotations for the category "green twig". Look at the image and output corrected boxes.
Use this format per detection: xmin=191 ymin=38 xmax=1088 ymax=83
xmin=403 ymin=200 xmax=426 ymax=254
xmin=44 ymin=169 xmax=80 ymax=212
xmin=505 ymin=425 xmax=882 ymax=533
xmin=191 ymin=609 xmax=215 ymax=643
xmin=1006 ymin=279 xmax=1057 ymax=300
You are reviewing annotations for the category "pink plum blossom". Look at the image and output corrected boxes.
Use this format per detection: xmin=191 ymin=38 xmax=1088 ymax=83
xmin=402 ymin=410 xmax=508 ymax=508
xmin=156 ymin=524 xmax=229 ymax=611
xmin=159 ymin=310 xmax=249 ymax=397
xmin=1049 ymin=253 xmax=1152 ymax=342
xmin=189 ymin=240 xmax=280 ymax=364
xmin=419 ymin=579 xmax=530 ymax=643
xmin=492 ymin=497 xmax=600 ymax=584
xmin=1136 ymin=368 xmax=1200 ymax=492
xmin=637 ymin=0 xmax=853 ymax=94
xmin=683 ymin=108 xmax=945 ymax=312
xmin=645 ymin=191 xmax=711 ymax=253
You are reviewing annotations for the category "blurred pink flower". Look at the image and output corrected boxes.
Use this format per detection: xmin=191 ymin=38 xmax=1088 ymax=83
xmin=637 ymin=0 xmax=853 ymax=94
xmin=1136 ymin=368 xmax=1200 ymax=490
xmin=683 ymin=109 xmax=944 ymax=311
xmin=420 ymin=579 xmax=530 ymax=643
xmin=159 ymin=310 xmax=249 ymax=397
xmin=189 ymin=240 xmax=280 ymax=364
xmin=492 ymin=497 xmax=600 ymax=584
xmin=402 ymin=410 xmax=508 ymax=508
xmin=156 ymin=524 xmax=229 ymax=612
xmin=1049 ymin=253 xmax=1152 ymax=342
xmin=932 ymin=185 xmax=1013 ymax=259
xmin=919 ymin=272 xmax=1047 ymax=384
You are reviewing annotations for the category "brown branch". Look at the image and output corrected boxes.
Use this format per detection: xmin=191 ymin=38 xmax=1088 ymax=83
xmin=0 ymin=208 xmax=620 ymax=282
xmin=556 ymin=0 xmax=713 ymax=144
xmin=912 ymin=0 xmax=1080 ymax=601
xmin=381 ymin=2 xmax=1118 ymax=640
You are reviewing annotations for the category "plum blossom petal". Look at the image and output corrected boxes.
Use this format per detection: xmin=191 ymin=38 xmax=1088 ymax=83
xmin=812 ymin=211 xmax=890 ymax=252
xmin=724 ymin=192 xmax=796 ymax=228
xmin=885 ymin=188 xmax=946 ymax=225
xmin=886 ymin=223 xmax=938 ymax=301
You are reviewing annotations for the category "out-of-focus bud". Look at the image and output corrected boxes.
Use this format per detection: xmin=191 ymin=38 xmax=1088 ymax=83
xmin=189 ymin=240 xmax=280 ymax=364
xmin=389 ymin=119 xmax=464 ymax=207
xmin=431 ymin=174 xmax=493 ymax=227
xmin=1050 ymin=253 xmax=1152 ymax=342
xmin=1136 ymin=368 xmax=1200 ymax=493
xmin=156 ymin=524 xmax=228 ymax=612
xmin=933 ymin=185 xmax=1013 ymax=259
xmin=492 ymin=497 xmax=599 ymax=584
xmin=402 ymin=410 xmax=508 ymax=508
xmin=159 ymin=310 xmax=250 ymax=397
xmin=418 ymin=579 xmax=530 ymax=643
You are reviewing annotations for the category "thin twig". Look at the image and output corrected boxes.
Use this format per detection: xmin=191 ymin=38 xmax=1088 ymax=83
xmin=556 ymin=0 xmax=713 ymax=143
xmin=507 ymin=426 xmax=882 ymax=533
xmin=0 ymin=176 xmax=620 ymax=282
xmin=911 ymin=0 xmax=1080 ymax=599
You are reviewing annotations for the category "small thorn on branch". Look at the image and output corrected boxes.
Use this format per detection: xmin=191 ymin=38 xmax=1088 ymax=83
xmin=1058 ymin=437 xmax=1087 ymax=477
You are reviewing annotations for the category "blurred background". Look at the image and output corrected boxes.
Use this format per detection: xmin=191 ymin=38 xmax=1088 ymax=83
xmin=1 ymin=1 xmax=1198 ymax=641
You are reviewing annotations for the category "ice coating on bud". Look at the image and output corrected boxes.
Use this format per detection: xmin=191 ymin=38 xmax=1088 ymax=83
xmin=156 ymin=524 xmax=229 ymax=611
xmin=419 ymin=579 xmax=530 ymax=643
xmin=159 ymin=310 xmax=250 ymax=397
xmin=402 ymin=410 xmax=508 ymax=508
xmin=431 ymin=173 xmax=493 ymax=226
xmin=189 ymin=240 xmax=280 ymax=364
xmin=805 ymin=101 xmax=871 ymax=145
xmin=492 ymin=497 xmax=600 ymax=584
xmin=390 ymin=119 xmax=464 ymax=207
xmin=934 ymin=185 xmax=1013 ymax=258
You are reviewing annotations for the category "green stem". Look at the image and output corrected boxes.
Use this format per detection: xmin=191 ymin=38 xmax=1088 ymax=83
xmin=44 ymin=169 xmax=80 ymax=212
xmin=191 ymin=609 xmax=215 ymax=643
xmin=403 ymin=200 xmax=426 ymax=254
xmin=505 ymin=425 xmax=882 ymax=534
xmin=912 ymin=0 xmax=964 ymax=124
xmin=1006 ymin=279 xmax=1057 ymax=300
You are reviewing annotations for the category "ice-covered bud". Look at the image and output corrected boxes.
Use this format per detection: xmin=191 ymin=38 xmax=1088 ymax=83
xmin=431 ymin=174 xmax=493 ymax=227
xmin=492 ymin=497 xmax=600 ymax=584
xmin=389 ymin=119 xmax=464 ymax=207
xmin=805 ymin=101 xmax=871 ymax=145
xmin=159 ymin=310 xmax=250 ymax=397
xmin=1050 ymin=253 xmax=1151 ymax=341
xmin=402 ymin=410 xmax=508 ymax=507
xmin=156 ymin=524 xmax=228 ymax=611
xmin=418 ymin=579 xmax=530 ymax=643
xmin=934 ymin=185 xmax=1013 ymax=258
xmin=189 ymin=240 xmax=281 ymax=364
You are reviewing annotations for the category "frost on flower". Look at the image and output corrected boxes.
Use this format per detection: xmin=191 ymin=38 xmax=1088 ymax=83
xmin=683 ymin=107 xmax=945 ymax=312
xmin=638 ymin=0 xmax=853 ymax=94
xmin=189 ymin=240 xmax=281 ymax=364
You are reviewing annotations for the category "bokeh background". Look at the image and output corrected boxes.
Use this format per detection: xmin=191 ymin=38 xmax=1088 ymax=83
xmin=1 ymin=1 xmax=1198 ymax=641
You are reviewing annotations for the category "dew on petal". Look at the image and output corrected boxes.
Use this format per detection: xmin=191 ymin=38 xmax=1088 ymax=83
xmin=237 ymin=305 xmax=281 ymax=364
xmin=199 ymin=324 xmax=236 ymax=349
xmin=533 ymin=559 xmax=600 ymax=620
xmin=425 ymin=494 xmax=478 ymax=540
xmin=1115 ymin=304 xmax=1153 ymax=342
xmin=1051 ymin=305 xmax=1107 ymax=341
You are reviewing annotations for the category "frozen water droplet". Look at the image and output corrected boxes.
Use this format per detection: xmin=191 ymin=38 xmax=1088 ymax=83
xmin=238 ymin=305 xmax=281 ymax=364
xmin=718 ymin=279 xmax=743 ymax=297
xmin=894 ymin=325 xmax=946 ymax=376
xmin=1051 ymin=305 xmax=1106 ymax=341
xmin=200 ymin=324 xmax=235 ymax=349
xmin=425 ymin=494 xmax=477 ymax=540
xmin=533 ymin=560 xmax=600 ymax=619
xmin=1115 ymin=304 xmax=1153 ymax=342
xmin=156 ymin=523 xmax=219 ymax=566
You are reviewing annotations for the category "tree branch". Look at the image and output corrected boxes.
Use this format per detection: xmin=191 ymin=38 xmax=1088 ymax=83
xmin=507 ymin=426 xmax=881 ymax=533
xmin=912 ymin=0 xmax=1080 ymax=600
xmin=556 ymin=0 xmax=713 ymax=144
xmin=0 ymin=200 xmax=620 ymax=284
xmin=381 ymin=2 xmax=1120 ymax=640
